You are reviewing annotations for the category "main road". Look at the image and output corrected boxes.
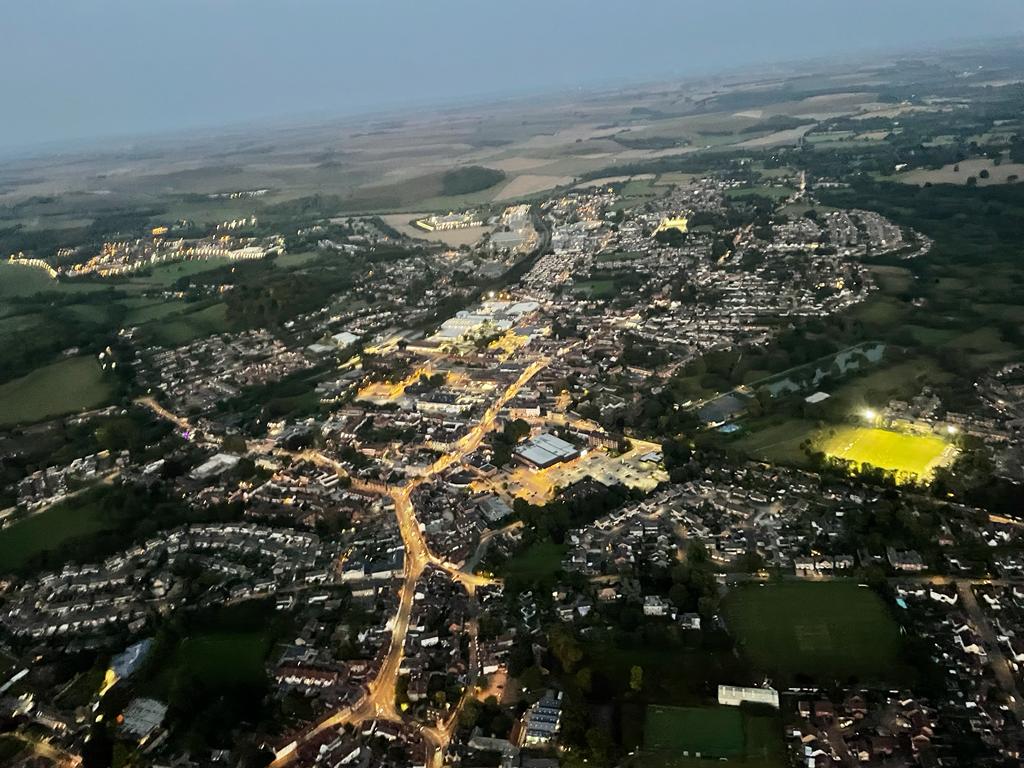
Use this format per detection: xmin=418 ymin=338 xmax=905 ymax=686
xmin=271 ymin=356 xmax=550 ymax=766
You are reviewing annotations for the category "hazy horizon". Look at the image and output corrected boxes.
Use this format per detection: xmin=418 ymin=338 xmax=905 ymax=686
xmin=4 ymin=0 xmax=1024 ymax=154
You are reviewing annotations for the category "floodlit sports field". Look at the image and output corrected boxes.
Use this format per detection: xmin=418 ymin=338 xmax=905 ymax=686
xmin=817 ymin=425 xmax=955 ymax=480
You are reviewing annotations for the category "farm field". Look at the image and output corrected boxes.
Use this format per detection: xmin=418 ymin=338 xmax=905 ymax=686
xmin=492 ymin=173 xmax=573 ymax=201
xmin=895 ymin=158 xmax=1024 ymax=186
xmin=0 ymin=355 xmax=114 ymax=426
xmin=122 ymin=298 xmax=190 ymax=325
xmin=122 ymin=257 xmax=232 ymax=289
xmin=817 ymin=425 xmax=954 ymax=480
xmin=0 ymin=264 xmax=111 ymax=299
xmin=0 ymin=263 xmax=57 ymax=298
xmin=722 ymin=582 xmax=907 ymax=686
xmin=141 ymin=302 xmax=229 ymax=346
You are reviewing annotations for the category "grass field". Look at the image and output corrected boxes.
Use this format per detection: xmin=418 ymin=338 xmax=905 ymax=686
xmin=583 ymin=631 xmax=750 ymax=715
xmin=641 ymin=706 xmax=784 ymax=768
xmin=895 ymin=158 xmax=1024 ymax=186
xmin=142 ymin=302 xmax=229 ymax=346
xmin=0 ymin=495 xmax=112 ymax=572
xmin=732 ymin=418 xmax=817 ymax=465
xmin=645 ymin=706 xmax=744 ymax=758
xmin=122 ymin=298 xmax=190 ymax=325
xmin=499 ymin=539 xmax=565 ymax=586
xmin=723 ymin=582 xmax=906 ymax=685
xmin=55 ymin=666 xmax=107 ymax=708
xmin=177 ymin=632 xmax=270 ymax=684
xmin=122 ymin=257 xmax=232 ymax=289
xmin=572 ymin=278 xmax=617 ymax=299
xmin=149 ymin=631 xmax=272 ymax=695
xmin=0 ymin=263 xmax=58 ymax=298
xmin=817 ymin=425 xmax=953 ymax=479
xmin=0 ymin=735 xmax=26 ymax=763
xmin=827 ymin=358 xmax=950 ymax=409
xmin=0 ymin=355 xmax=114 ymax=426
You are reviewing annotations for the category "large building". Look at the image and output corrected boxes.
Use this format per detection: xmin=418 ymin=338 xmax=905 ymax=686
xmin=521 ymin=690 xmax=563 ymax=746
xmin=718 ymin=684 xmax=780 ymax=709
xmin=415 ymin=211 xmax=483 ymax=231
xmin=430 ymin=299 xmax=541 ymax=342
xmin=514 ymin=433 xmax=579 ymax=469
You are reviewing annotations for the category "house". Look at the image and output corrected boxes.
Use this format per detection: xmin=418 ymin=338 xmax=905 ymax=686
xmin=643 ymin=595 xmax=671 ymax=617
xmin=887 ymin=547 xmax=926 ymax=572
xmin=678 ymin=612 xmax=702 ymax=630
xmin=119 ymin=697 xmax=168 ymax=742
xmin=718 ymin=684 xmax=779 ymax=709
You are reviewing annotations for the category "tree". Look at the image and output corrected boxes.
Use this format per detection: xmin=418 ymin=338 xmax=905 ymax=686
xmin=686 ymin=540 xmax=710 ymax=566
xmin=586 ymin=726 xmax=614 ymax=764
xmin=629 ymin=665 xmax=644 ymax=692
xmin=459 ymin=699 xmax=481 ymax=729
xmin=549 ymin=626 xmax=583 ymax=673
xmin=517 ymin=665 xmax=543 ymax=691
xmin=575 ymin=666 xmax=593 ymax=694
xmin=505 ymin=419 xmax=531 ymax=442
xmin=222 ymin=433 xmax=248 ymax=453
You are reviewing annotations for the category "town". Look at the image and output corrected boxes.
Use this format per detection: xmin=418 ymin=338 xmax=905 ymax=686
xmin=2 ymin=32 xmax=1024 ymax=768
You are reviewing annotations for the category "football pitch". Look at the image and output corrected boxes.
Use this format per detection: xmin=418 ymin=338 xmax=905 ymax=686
xmin=722 ymin=582 xmax=907 ymax=685
xmin=644 ymin=706 xmax=745 ymax=758
xmin=817 ymin=425 xmax=954 ymax=480
xmin=643 ymin=705 xmax=784 ymax=767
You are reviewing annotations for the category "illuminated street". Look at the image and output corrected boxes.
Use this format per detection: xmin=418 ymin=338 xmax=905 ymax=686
xmin=271 ymin=355 xmax=550 ymax=766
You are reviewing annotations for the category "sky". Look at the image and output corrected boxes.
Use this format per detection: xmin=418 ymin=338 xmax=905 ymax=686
xmin=3 ymin=0 xmax=1023 ymax=152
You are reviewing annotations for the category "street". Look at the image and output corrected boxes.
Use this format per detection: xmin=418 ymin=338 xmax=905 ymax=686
xmin=271 ymin=355 xmax=551 ymax=766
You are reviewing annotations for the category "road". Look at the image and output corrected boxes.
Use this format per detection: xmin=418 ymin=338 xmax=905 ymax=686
xmin=956 ymin=581 xmax=1024 ymax=719
xmin=11 ymin=469 xmax=120 ymax=522
xmin=136 ymin=395 xmax=193 ymax=433
xmin=271 ymin=356 xmax=550 ymax=766
xmin=464 ymin=521 xmax=525 ymax=575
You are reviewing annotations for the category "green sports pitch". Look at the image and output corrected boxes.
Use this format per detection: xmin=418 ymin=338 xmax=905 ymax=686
xmin=644 ymin=706 xmax=745 ymax=758
xmin=816 ymin=425 xmax=955 ymax=480
xmin=643 ymin=705 xmax=784 ymax=766
xmin=722 ymin=582 xmax=907 ymax=685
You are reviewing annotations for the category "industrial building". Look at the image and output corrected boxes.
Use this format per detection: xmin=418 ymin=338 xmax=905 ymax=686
xmin=514 ymin=433 xmax=579 ymax=469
